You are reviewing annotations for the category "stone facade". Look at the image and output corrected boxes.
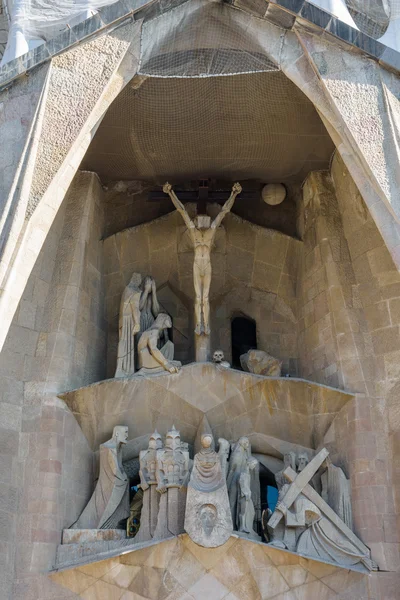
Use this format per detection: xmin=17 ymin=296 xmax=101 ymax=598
xmin=0 ymin=172 xmax=108 ymax=598
xmin=51 ymin=534 xmax=371 ymax=599
xmin=0 ymin=2 xmax=400 ymax=598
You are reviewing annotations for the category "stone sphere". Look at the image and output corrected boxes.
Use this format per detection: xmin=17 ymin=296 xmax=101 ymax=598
xmin=261 ymin=183 xmax=286 ymax=206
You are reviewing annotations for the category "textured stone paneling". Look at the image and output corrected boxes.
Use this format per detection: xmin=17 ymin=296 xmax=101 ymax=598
xmin=0 ymin=19 xmax=141 ymax=359
xmin=0 ymin=63 xmax=49 ymax=219
xmin=51 ymin=534 xmax=371 ymax=599
xmin=289 ymin=28 xmax=400 ymax=277
xmin=60 ymin=362 xmax=353 ymax=451
xmin=327 ymin=153 xmax=400 ymax=568
xmin=0 ymin=171 xmax=110 ymax=599
xmin=297 ymin=170 xmax=367 ymax=392
xmin=28 ymin=28 xmax=137 ymax=215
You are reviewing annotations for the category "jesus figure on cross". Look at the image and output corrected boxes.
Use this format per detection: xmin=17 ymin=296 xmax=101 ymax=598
xmin=163 ymin=182 xmax=242 ymax=336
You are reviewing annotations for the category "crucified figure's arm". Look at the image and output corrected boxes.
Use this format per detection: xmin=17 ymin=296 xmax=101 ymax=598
xmin=163 ymin=182 xmax=195 ymax=230
xmin=211 ymin=182 xmax=242 ymax=229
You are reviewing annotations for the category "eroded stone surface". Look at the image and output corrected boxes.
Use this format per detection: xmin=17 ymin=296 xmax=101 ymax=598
xmin=51 ymin=534 xmax=371 ymax=599
xmin=60 ymin=363 xmax=354 ymax=451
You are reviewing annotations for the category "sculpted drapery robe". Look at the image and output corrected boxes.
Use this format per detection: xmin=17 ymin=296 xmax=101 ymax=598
xmin=115 ymin=274 xmax=142 ymax=378
xmin=185 ymin=438 xmax=232 ymax=547
xmin=72 ymin=437 xmax=130 ymax=530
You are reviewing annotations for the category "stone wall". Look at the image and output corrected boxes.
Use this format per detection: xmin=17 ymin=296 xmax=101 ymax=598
xmin=0 ymin=171 xmax=107 ymax=599
xmin=103 ymin=207 xmax=300 ymax=376
xmin=297 ymin=170 xmax=368 ymax=390
xmin=296 ymin=154 xmax=400 ymax=590
xmin=328 ymin=153 xmax=400 ymax=577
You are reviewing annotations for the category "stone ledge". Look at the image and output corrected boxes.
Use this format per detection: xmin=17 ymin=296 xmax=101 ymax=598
xmin=52 ymin=532 xmax=371 ymax=577
xmin=62 ymin=528 xmax=127 ymax=545
xmin=59 ymin=362 xmax=355 ymax=451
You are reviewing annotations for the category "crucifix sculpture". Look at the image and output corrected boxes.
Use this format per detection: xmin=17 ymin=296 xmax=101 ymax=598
xmin=163 ymin=181 xmax=242 ymax=338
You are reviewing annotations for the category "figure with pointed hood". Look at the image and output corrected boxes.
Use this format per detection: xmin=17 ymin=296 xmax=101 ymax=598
xmin=185 ymin=433 xmax=233 ymax=547
xmin=153 ymin=426 xmax=190 ymax=539
xmin=134 ymin=430 xmax=163 ymax=542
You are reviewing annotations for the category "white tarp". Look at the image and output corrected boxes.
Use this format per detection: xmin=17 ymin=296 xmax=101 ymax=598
xmin=2 ymin=0 xmax=400 ymax=66
xmin=1 ymin=0 xmax=120 ymax=64
xmin=6 ymin=0 xmax=119 ymax=39
xmin=311 ymin=0 xmax=400 ymax=50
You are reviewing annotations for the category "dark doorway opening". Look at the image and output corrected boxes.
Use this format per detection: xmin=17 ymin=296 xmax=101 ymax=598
xmin=231 ymin=315 xmax=257 ymax=369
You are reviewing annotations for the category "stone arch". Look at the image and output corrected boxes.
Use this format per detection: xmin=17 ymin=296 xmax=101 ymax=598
xmin=1 ymin=3 xmax=400 ymax=356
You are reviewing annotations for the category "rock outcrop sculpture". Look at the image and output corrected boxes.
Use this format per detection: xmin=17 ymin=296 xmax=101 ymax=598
xmin=240 ymin=349 xmax=282 ymax=376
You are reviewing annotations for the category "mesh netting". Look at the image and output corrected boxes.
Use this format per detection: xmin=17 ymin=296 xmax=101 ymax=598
xmin=81 ymin=71 xmax=334 ymax=183
xmin=344 ymin=0 xmax=393 ymax=38
xmin=138 ymin=0 xmax=281 ymax=77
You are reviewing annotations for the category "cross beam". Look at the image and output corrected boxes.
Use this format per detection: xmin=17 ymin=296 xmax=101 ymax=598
xmin=148 ymin=179 xmax=257 ymax=214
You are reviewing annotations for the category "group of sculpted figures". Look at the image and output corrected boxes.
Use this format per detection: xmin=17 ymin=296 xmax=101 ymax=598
xmin=115 ymin=182 xmax=242 ymax=378
xmin=68 ymin=425 xmax=376 ymax=570
xmin=115 ymin=273 xmax=181 ymax=377
xmin=134 ymin=429 xmax=261 ymax=547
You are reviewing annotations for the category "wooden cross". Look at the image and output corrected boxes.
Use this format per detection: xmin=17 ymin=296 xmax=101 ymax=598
xmin=148 ymin=179 xmax=257 ymax=214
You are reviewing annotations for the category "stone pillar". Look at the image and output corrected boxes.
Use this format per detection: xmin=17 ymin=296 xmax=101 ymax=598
xmin=195 ymin=333 xmax=210 ymax=362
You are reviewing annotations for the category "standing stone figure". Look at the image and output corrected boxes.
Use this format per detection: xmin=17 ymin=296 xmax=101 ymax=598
xmin=218 ymin=437 xmax=230 ymax=478
xmin=72 ymin=426 xmax=130 ymax=530
xmin=238 ymin=471 xmax=260 ymax=539
xmin=184 ymin=434 xmax=233 ymax=547
xmin=268 ymin=451 xmax=297 ymax=545
xmin=115 ymin=273 xmax=160 ymax=377
xmin=137 ymin=313 xmax=181 ymax=375
xmin=163 ymin=182 xmax=242 ymax=335
xmin=153 ymin=426 xmax=190 ymax=539
xmin=134 ymin=431 xmax=163 ymax=543
xmin=227 ymin=437 xmax=260 ymax=532
xmin=139 ymin=275 xmax=160 ymax=333
xmin=115 ymin=273 xmax=142 ymax=377
xmin=321 ymin=462 xmax=353 ymax=530
xmin=275 ymin=452 xmax=297 ymax=491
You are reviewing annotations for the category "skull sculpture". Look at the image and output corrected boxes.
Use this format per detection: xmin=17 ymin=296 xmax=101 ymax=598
xmin=213 ymin=350 xmax=224 ymax=363
xmin=212 ymin=350 xmax=230 ymax=369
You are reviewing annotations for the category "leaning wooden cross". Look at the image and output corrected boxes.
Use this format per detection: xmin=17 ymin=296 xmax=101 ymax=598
xmin=268 ymin=448 xmax=329 ymax=529
xmin=268 ymin=448 xmax=376 ymax=570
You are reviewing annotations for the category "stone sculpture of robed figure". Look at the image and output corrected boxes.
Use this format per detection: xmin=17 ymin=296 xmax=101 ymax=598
xmin=163 ymin=182 xmax=242 ymax=335
xmin=71 ymin=426 xmax=130 ymax=530
xmin=184 ymin=434 xmax=233 ymax=547
xmin=115 ymin=274 xmax=160 ymax=377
